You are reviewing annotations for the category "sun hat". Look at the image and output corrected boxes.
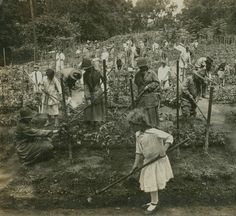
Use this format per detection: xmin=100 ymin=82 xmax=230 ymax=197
xmin=137 ymin=58 xmax=148 ymax=68
xmin=70 ymin=69 xmax=82 ymax=80
xmin=19 ymin=107 xmax=36 ymax=120
xmin=80 ymin=58 xmax=93 ymax=70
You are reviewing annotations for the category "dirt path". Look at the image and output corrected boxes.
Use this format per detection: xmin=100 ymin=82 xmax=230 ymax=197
xmin=0 ymin=168 xmax=12 ymax=190
xmin=1 ymin=206 xmax=236 ymax=216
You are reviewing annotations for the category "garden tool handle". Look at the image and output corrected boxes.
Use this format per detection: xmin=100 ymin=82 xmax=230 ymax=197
xmin=94 ymin=137 xmax=190 ymax=196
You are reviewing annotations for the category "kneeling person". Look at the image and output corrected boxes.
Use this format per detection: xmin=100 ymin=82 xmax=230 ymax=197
xmin=15 ymin=107 xmax=58 ymax=165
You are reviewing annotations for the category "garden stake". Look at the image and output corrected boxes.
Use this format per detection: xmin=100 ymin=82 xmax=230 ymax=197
xmin=176 ymin=60 xmax=180 ymax=158
xmin=60 ymin=74 xmax=73 ymax=161
xmin=87 ymin=137 xmax=190 ymax=203
xmin=3 ymin=48 xmax=6 ymax=67
xmin=204 ymin=86 xmax=214 ymax=153
xmin=129 ymin=77 xmax=135 ymax=109
xmin=103 ymin=60 xmax=108 ymax=120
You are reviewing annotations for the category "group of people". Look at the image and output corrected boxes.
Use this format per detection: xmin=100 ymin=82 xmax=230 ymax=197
xmin=15 ymin=38 xmax=201 ymax=166
xmin=14 ymin=37 xmax=221 ymax=215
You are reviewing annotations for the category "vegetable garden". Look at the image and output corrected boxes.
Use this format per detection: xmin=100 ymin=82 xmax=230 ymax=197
xmin=1 ymin=31 xmax=236 ymax=209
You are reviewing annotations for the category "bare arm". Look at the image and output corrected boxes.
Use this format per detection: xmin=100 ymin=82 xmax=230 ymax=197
xmin=131 ymin=153 xmax=143 ymax=172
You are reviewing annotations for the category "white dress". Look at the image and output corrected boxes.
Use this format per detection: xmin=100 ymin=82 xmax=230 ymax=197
xmin=56 ymin=52 xmax=65 ymax=72
xmin=42 ymin=77 xmax=62 ymax=116
xmin=158 ymin=66 xmax=170 ymax=88
xmin=136 ymin=128 xmax=174 ymax=192
xmin=30 ymin=70 xmax=43 ymax=93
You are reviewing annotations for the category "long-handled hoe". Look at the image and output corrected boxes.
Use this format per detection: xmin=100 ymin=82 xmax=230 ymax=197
xmin=87 ymin=137 xmax=190 ymax=203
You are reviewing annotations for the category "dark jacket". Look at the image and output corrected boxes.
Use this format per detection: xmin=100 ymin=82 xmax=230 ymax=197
xmin=15 ymin=123 xmax=53 ymax=165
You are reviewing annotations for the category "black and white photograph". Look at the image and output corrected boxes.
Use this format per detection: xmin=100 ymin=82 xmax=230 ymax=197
xmin=0 ymin=0 xmax=236 ymax=215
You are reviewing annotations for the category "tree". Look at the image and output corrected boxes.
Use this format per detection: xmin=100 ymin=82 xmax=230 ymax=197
xmin=0 ymin=0 xmax=23 ymax=48
xmin=21 ymin=14 xmax=80 ymax=50
xmin=181 ymin=0 xmax=236 ymax=36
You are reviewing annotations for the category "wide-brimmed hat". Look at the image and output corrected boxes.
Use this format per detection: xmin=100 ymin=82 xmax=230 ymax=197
xmin=19 ymin=107 xmax=36 ymax=120
xmin=137 ymin=58 xmax=148 ymax=68
xmin=70 ymin=69 xmax=82 ymax=80
xmin=80 ymin=58 xmax=93 ymax=70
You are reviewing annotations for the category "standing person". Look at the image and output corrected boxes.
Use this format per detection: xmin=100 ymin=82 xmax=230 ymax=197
xmin=152 ymin=41 xmax=159 ymax=53
xmin=217 ymin=62 xmax=226 ymax=87
xmin=116 ymin=52 xmax=124 ymax=72
xmin=180 ymin=71 xmax=203 ymax=128
xmin=30 ymin=64 xmax=43 ymax=113
xmin=81 ymin=58 xmax=105 ymax=124
xmin=30 ymin=64 xmax=43 ymax=93
xmin=189 ymin=40 xmax=198 ymax=58
xmin=130 ymin=42 xmax=138 ymax=68
xmin=128 ymin=109 xmax=174 ymax=215
xmin=56 ymin=49 xmax=65 ymax=73
xmin=15 ymin=107 xmax=58 ymax=166
xmin=195 ymin=56 xmax=213 ymax=98
xmin=101 ymin=47 xmax=109 ymax=63
xmin=139 ymin=40 xmax=146 ymax=57
xmin=64 ymin=69 xmax=82 ymax=100
xmin=134 ymin=58 xmax=161 ymax=126
xmin=42 ymin=69 xmax=62 ymax=127
xmin=157 ymin=62 xmax=171 ymax=89
xmin=179 ymin=46 xmax=191 ymax=81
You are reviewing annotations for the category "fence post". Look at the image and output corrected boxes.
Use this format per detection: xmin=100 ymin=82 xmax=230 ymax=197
xmin=204 ymin=86 xmax=214 ymax=154
xmin=60 ymin=74 xmax=73 ymax=161
xmin=3 ymin=48 xmax=6 ymax=67
xmin=103 ymin=60 xmax=108 ymax=119
xmin=176 ymin=60 xmax=180 ymax=157
xmin=129 ymin=76 xmax=135 ymax=109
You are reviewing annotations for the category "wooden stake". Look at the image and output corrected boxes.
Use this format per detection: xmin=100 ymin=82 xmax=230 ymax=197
xmin=176 ymin=60 xmax=180 ymax=157
xmin=103 ymin=60 xmax=108 ymax=120
xmin=60 ymin=75 xmax=72 ymax=161
xmin=29 ymin=0 xmax=37 ymax=63
xmin=3 ymin=48 xmax=6 ymax=67
xmin=129 ymin=77 xmax=135 ymax=109
xmin=204 ymin=86 xmax=214 ymax=153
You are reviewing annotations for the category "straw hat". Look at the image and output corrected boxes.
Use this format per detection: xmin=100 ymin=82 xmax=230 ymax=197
xmin=70 ymin=69 xmax=82 ymax=80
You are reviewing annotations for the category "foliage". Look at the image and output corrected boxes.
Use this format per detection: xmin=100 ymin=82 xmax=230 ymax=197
xmin=0 ymin=0 xmax=22 ymax=48
xmin=45 ymin=0 xmax=133 ymax=41
xmin=181 ymin=0 xmax=236 ymax=36
xmin=21 ymin=14 xmax=79 ymax=51
xmin=214 ymin=86 xmax=236 ymax=104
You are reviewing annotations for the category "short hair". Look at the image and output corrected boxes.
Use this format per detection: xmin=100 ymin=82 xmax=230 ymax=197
xmin=126 ymin=108 xmax=149 ymax=126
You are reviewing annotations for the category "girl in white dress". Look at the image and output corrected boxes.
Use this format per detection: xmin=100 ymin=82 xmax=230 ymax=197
xmin=127 ymin=109 xmax=174 ymax=214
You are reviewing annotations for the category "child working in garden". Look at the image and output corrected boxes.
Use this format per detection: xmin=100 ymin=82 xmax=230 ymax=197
xmin=128 ymin=109 xmax=174 ymax=215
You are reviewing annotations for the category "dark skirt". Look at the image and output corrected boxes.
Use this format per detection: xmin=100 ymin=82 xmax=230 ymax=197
xmin=137 ymin=93 xmax=160 ymax=126
xmin=84 ymin=100 xmax=105 ymax=122
xmin=16 ymin=140 xmax=53 ymax=165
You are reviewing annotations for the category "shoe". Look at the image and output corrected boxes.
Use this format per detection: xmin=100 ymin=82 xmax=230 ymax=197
xmin=141 ymin=202 xmax=151 ymax=209
xmin=144 ymin=203 xmax=158 ymax=215
xmin=44 ymin=120 xmax=50 ymax=127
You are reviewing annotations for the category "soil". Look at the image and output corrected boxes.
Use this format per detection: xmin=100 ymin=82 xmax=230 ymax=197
xmin=1 ymin=206 xmax=236 ymax=216
xmin=1 ymin=87 xmax=236 ymax=211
